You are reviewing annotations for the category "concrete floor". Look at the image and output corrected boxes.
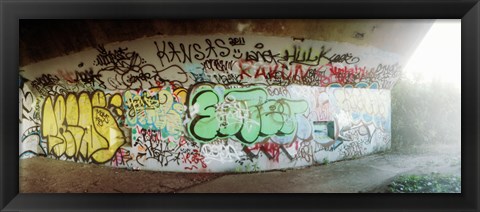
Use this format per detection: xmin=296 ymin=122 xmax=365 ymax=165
xmin=180 ymin=151 xmax=461 ymax=193
xmin=20 ymin=150 xmax=461 ymax=193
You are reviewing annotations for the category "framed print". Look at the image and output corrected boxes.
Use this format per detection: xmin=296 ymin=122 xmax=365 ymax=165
xmin=1 ymin=0 xmax=479 ymax=211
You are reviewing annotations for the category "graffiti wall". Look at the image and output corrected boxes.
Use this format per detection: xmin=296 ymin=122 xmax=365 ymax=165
xmin=19 ymin=35 xmax=400 ymax=172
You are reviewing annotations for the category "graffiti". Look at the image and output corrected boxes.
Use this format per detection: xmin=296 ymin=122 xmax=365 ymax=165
xmin=314 ymin=92 xmax=330 ymax=121
xmin=187 ymin=84 xmax=309 ymax=144
xmin=228 ymin=37 xmax=246 ymax=46
xmin=155 ymin=39 xmax=231 ymax=67
xmin=183 ymin=149 xmax=207 ymax=170
xmin=202 ymin=59 xmax=236 ymax=73
xmin=266 ymin=86 xmax=290 ymax=96
xmin=20 ymin=126 xmax=47 ymax=158
xmin=282 ymin=45 xmax=360 ymax=66
xmin=338 ymin=124 xmax=372 ymax=144
xmin=243 ymin=142 xmax=282 ymax=162
xmin=268 ymin=113 xmax=313 ymax=145
xmin=19 ymin=86 xmax=38 ymax=124
xmin=143 ymin=38 xmax=397 ymax=89
xmin=374 ymin=63 xmax=402 ymax=88
xmin=331 ymin=88 xmax=389 ymax=123
xmin=212 ymin=74 xmax=242 ymax=84
xmin=288 ymin=86 xmax=331 ymax=122
xmin=238 ymin=61 xmax=315 ymax=86
xmin=123 ymin=87 xmax=185 ymax=139
xmin=236 ymin=61 xmax=368 ymax=87
xmin=95 ymin=45 xmax=188 ymax=90
xmin=154 ymin=39 xmax=281 ymax=66
xmin=132 ymin=127 xmax=181 ymax=166
xmin=201 ymin=143 xmax=242 ymax=164
xmin=75 ymin=69 xmax=106 ymax=89
xmin=286 ymin=84 xmax=318 ymax=99
xmin=31 ymin=74 xmax=60 ymax=92
xmin=189 ymin=72 xmax=211 ymax=83
xmin=30 ymin=74 xmax=89 ymax=96
xmin=41 ymin=90 xmax=126 ymax=163
xmin=361 ymin=63 xmax=402 ymax=89
xmin=295 ymin=140 xmax=314 ymax=162
xmin=243 ymin=42 xmax=280 ymax=63
xmin=327 ymin=64 xmax=366 ymax=85
xmin=20 ymin=34 xmax=400 ymax=172
xmin=186 ymin=64 xmax=210 ymax=83
xmin=20 ymin=81 xmax=45 ymax=158
xmin=94 ymin=45 xmax=140 ymax=67
xmin=374 ymin=63 xmax=401 ymax=78
xmin=56 ymin=68 xmax=106 ymax=89
xmin=243 ymin=141 xmax=298 ymax=162
xmin=30 ymin=74 xmax=66 ymax=96
xmin=110 ymin=147 xmax=133 ymax=167
xmin=130 ymin=126 xmax=206 ymax=170
xmin=353 ymin=32 xmax=365 ymax=39
xmin=370 ymin=129 xmax=391 ymax=151
xmin=312 ymin=139 xmax=342 ymax=152
xmin=29 ymin=96 xmax=43 ymax=121
xmin=340 ymin=141 xmax=365 ymax=158
xmin=214 ymin=96 xmax=257 ymax=128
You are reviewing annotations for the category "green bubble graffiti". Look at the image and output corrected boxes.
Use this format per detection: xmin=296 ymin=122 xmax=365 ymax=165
xmin=187 ymin=84 xmax=309 ymax=144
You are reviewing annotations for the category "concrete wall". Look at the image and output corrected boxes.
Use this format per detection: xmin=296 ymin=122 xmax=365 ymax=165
xmin=19 ymin=20 xmax=431 ymax=172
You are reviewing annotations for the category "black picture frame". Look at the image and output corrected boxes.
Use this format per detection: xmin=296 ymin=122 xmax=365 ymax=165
xmin=1 ymin=0 xmax=478 ymax=211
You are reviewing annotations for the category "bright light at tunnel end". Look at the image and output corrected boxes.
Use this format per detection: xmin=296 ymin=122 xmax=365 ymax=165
xmin=402 ymin=19 xmax=461 ymax=91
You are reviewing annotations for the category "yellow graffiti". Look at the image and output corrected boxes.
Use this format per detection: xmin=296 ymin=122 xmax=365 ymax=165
xmin=41 ymin=90 xmax=125 ymax=163
xmin=173 ymin=87 xmax=188 ymax=104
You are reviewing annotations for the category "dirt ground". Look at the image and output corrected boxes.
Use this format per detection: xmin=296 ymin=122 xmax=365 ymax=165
xmin=20 ymin=146 xmax=461 ymax=193
xmin=19 ymin=158 xmax=226 ymax=193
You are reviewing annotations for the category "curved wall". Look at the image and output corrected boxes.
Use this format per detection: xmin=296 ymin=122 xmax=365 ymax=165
xmin=20 ymin=34 xmax=404 ymax=172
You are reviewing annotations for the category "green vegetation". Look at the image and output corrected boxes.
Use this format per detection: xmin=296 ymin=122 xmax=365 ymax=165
xmin=391 ymin=76 xmax=461 ymax=153
xmin=388 ymin=173 xmax=460 ymax=193
xmin=322 ymin=157 xmax=329 ymax=165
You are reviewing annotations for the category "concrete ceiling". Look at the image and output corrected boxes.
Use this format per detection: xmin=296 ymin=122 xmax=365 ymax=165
xmin=20 ymin=19 xmax=433 ymax=67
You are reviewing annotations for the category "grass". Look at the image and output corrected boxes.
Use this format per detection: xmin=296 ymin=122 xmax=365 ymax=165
xmin=322 ymin=157 xmax=329 ymax=165
xmin=388 ymin=173 xmax=461 ymax=193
